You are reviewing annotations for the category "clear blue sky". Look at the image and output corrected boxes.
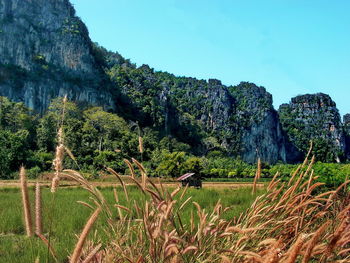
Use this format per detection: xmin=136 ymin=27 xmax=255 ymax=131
xmin=70 ymin=0 xmax=350 ymax=117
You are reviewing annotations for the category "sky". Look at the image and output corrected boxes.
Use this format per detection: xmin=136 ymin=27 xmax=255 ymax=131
xmin=70 ymin=0 xmax=350 ymax=116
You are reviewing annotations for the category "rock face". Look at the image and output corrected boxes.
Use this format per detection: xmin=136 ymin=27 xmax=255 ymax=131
xmin=279 ymin=93 xmax=346 ymax=162
xmin=170 ymin=78 xmax=236 ymax=152
xmin=229 ymin=82 xmax=299 ymax=163
xmin=0 ymin=0 xmax=114 ymax=113
xmin=344 ymin=114 xmax=350 ymax=159
xmin=0 ymin=0 xmax=348 ymax=163
xmin=110 ymin=61 xmax=293 ymax=163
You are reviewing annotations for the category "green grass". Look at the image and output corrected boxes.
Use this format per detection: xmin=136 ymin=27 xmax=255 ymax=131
xmin=203 ymin=177 xmax=271 ymax=182
xmin=0 ymin=186 xmax=263 ymax=263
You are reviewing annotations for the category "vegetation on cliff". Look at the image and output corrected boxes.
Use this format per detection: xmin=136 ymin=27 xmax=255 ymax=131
xmin=1 ymin=96 xmax=349 ymax=188
xmin=279 ymin=93 xmax=346 ymax=162
xmin=1 ymin=0 xmax=350 ymax=169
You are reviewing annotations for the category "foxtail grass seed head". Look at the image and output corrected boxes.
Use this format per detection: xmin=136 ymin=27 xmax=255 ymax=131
xmin=256 ymin=158 xmax=261 ymax=180
xmin=285 ymin=234 xmax=305 ymax=263
xmin=58 ymin=127 xmax=64 ymax=145
xmin=252 ymin=158 xmax=261 ymax=195
xmin=138 ymin=136 xmax=143 ymax=154
xmin=20 ymin=167 xmax=33 ymax=237
xmin=53 ymin=144 xmax=65 ymax=174
xmin=63 ymin=94 xmax=67 ymax=104
xmin=70 ymin=207 xmax=101 ymax=263
xmin=51 ymin=175 xmax=60 ymax=193
xmin=61 ymin=95 xmax=68 ymax=123
xmin=51 ymin=143 xmax=65 ymax=192
xmin=35 ymin=182 xmax=42 ymax=235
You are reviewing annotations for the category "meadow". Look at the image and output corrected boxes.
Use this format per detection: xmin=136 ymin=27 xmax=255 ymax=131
xmin=1 ymin=156 xmax=349 ymax=263
xmin=0 ymin=185 xmax=263 ymax=262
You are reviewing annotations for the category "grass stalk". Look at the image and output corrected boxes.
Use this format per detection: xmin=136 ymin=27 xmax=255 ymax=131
xmin=35 ymin=182 xmax=42 ymax=235
xmin=20 ymin=166 xmax=33 ymax=237
xmin=70 ymin=207 xmax=101 ymax=263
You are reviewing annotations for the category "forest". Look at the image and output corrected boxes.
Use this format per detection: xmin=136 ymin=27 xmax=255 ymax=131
xmin=1 ymin=96 xmax=349 ymax=188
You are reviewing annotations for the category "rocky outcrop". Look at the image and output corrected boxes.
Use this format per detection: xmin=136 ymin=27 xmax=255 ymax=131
xmin=229 ymin=82 xmax=301 ymax=163
xmin=0 ymin=0 xmax=348 ymax=163
xmin=279 ymin=93 xmax=345 ymax=162
xmin=168 ymin=78 xmax=236 ymax=155
xmin=344 ymin=114 xmax=350 ymax=159
xmin=0 ymin=0 xmax=114 ymax=113
xmin=111 ymin=62 xmax=293 ymax=163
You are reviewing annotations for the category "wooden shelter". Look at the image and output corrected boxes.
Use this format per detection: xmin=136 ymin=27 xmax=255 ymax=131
xmin=177 ymin=173 xmax=202 ymax=188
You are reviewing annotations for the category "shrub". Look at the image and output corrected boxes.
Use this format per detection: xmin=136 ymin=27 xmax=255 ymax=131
xmin=26 ymin=166 xmax=41 ymax=179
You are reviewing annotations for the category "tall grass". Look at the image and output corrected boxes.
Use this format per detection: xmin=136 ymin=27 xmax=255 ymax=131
xmin=4 ymin=158 xmax=350 ymax=262
xmin=9 ymin=97 xmax=350 ymax=262
xmin=35 ymin=182 xmax=42 ymax=235
xmin=55 ymin=154 xmax=349 ymax=262
xmin=20 ymin=167 xmax=32 ymax=237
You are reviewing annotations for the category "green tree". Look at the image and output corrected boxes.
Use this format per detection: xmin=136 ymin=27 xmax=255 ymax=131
xmin=0 ymin=97 xmax=37 ymax=178
xmin=82 ymin=107 xmax=129 ymax=152
xmin=182 ymin=156 xmax=204 ymax=179
xmin=155 ymin=151 xmax=187 ymax=178
xmin=0 ymin=130 xmax=29 ymax=178
xmin=37 ymin=98 xmax=84 ymax=168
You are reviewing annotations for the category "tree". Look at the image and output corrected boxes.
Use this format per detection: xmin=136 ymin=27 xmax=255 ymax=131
xmin=0 ymin=97 xmax=37 ymax=178
xmin=37 ymin=97 xmax=83 ymax=156
xmin=82 ymin=107 xmax=129 ymax=152
xmin=182 ymin=157 xmax=204 ymax=179
xmin=155 ymin=151 xmax=187 ymax=178
xmin=0 ymin=130 xmax=29 ymax=178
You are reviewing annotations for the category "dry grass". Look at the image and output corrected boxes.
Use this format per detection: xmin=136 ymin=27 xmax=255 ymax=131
xmin=54 ymin=153 xmax=349 ymax=263
xmin=35 ymin=182 xmax=42 ymax=235
xmin=16 ymin=143 xmax=350 ymax=262
xmin=139 ymin=136 xmax=144 ymax=154
xmin=15 ymin=98 xmax=350 ymax=262
xmin=252 ymin=157 xmax=261 ymax=195
xmin=20 ymin=166 xmax=33 ymax=237
xmin=70 ymin=207 xmax=101 ymax=263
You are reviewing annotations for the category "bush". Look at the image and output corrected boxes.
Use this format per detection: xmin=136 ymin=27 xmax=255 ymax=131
xmin=155 ymin=151 xmax=187 ymax=178
xmin=26 ymin=166 xmax=41 ymax=179
xmin=93 ymin=150 xmax=125 ymax=173
xmin=312 ymin=162 xmax=350 ymax=187
xmin=28 ymin=151 xmax=54 ymax=171
xmin=182 ymin=157 xmax=204 ymax=178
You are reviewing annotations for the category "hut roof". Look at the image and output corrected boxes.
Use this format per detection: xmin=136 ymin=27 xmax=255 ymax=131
xmin=177 ymin=173 xmax=195 ymax=181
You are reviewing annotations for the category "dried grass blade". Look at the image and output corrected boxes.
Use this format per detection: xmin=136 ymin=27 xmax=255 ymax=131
xmin=107 ymin=168 xmax=130 ymax=202
xmin=76 ymin=201 xmax=94 ymax=210
xmin=124 ymin=159 xmax=136 ymax=178
xmin=35 ymin=182 xmax=42 ymax=235
xmin=81 ymin=243 xmax=102 ymax=263
xmin=20 ymin=167 xmax=33 ymax=237
xmin=70 ymin=207 xmax=101 ymax=263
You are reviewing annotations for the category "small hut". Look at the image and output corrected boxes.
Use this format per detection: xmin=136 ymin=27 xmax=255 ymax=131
xmin=177 ymin=173 xmax=202 ymax=188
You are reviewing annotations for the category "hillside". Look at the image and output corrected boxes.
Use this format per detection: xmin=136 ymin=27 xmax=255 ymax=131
xmin=0 ymin=0 xmax=114 ymax=113
xmin=279 ymin=93 xmax=346 ymax=162
xmin=0 ymin=0 xmax=349 ymax=165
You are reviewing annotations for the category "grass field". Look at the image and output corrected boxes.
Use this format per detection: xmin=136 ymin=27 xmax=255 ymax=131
xmin=0 ymin=185 xmax=263 ymax=263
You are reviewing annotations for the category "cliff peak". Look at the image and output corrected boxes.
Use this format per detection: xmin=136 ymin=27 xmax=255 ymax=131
xmin=0 ymin=0 xmax=114 ymax=113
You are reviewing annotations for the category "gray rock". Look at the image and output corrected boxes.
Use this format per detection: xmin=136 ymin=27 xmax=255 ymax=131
xmin=0 ymin=0 xmax=114 ymax=113
xmin=279 ymin=93 xmax=345 ymax=162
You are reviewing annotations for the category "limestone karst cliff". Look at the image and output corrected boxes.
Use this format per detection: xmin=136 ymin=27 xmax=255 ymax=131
xmin=279 ymin=94 xmax=346 ymax=162
xmin=107 ymin=58 xmax=300 ymax=163
xmin=344 ymin=114 xmax=350 ymax=159
xmin=0 ymin=0 xmax=114 ymax=113
xmin=0 ymin=0 xmax=348 ymax=163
